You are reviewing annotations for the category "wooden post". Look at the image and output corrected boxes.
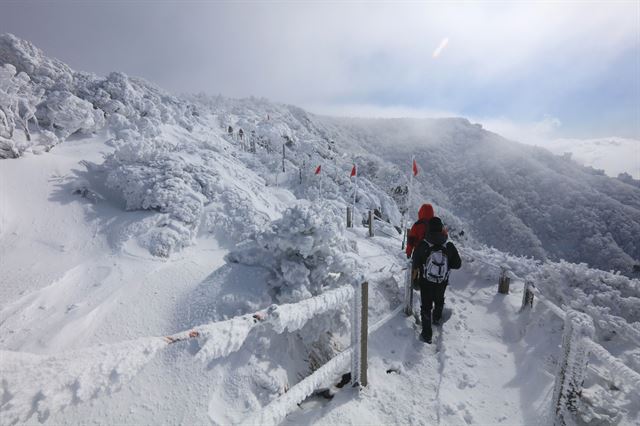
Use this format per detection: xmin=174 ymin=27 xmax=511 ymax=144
xmin=360 ymin=281 xmax=368 ymax=387
xmin=552 ymin=310 xmax=595 ymax=426
xmin=350 ymin=281 xmax=360 ymax=386
xmin=351 ymin=281 xmax=368 ymax=387
xmin=347 ymin=206 xmax=352 ymax=228
xmin=401 ymin=227 xmax=407 ymax=250
xmin=368 ymin=210 xmax=373 ymax=237
xmin=498 ymin=268 xmax=511 ymax=294
xmin=521 ymin=281 xmax=535 ymax=311
xmin=404 ymin=260 xmax=413 ymax=316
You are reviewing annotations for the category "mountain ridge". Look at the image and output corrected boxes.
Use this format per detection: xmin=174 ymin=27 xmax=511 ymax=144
xmin=1 ymin=32 xmax=639 ymax=276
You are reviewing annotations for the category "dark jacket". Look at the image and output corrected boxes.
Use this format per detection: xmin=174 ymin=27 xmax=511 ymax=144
xmin=412 ymin=217 xmax=461 ymax=283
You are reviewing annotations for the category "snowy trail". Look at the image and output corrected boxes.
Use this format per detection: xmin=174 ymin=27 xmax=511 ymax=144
xmin=284 ymin=257 xmax=557 ymax=425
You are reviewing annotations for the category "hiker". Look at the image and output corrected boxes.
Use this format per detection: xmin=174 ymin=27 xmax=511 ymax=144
xmin=411 ymin=216 xmax=461 ymax=343
xmin=406 ymin=203 xmax=443 ymax=259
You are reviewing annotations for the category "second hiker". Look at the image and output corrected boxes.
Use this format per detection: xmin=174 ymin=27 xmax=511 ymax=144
xmin=411 ymin=216 xmax=461 ymax=343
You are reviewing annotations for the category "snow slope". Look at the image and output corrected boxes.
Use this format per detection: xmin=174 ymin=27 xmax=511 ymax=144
xmin=1 ymin=34 xmax=639 ymax=425
xmin=316 ymin=116 xmax=640 ymax=277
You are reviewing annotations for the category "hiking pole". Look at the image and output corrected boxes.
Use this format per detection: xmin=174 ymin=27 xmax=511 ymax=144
xmin=404 ymin=259 xmax=413 ymax=316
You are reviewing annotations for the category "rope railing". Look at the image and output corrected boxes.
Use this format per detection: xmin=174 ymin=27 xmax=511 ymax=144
xmin=583 ymin=339 xmax=640 ymax=393
xmin=520 ymin=279 xmax=640 ymax=425
xmin=245 ymin=279 xmax=406 ymax=425
xmin=0 ymin=284 xmax=358 ymax=425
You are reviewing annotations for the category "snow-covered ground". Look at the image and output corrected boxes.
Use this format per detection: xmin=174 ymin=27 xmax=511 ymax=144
xmin=1 ymin=140 xmax=555 ymax=424
xmin=1 ymin=33 xmax=639 ymax=425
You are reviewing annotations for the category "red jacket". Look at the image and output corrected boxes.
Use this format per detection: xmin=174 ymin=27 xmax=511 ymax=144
xmin=405 ymin=204 xmax=434 ymax=258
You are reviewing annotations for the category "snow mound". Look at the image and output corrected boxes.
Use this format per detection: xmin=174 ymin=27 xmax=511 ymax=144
xmin=0 ymin=337 xmax=166 ymax=425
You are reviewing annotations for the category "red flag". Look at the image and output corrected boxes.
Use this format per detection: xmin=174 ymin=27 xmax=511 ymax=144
xmin=350 ymin=164 xmax=357 ymax=177
xmin=315 ymin=165 xmax=321 ymax=175
xmin=412 ymin=158 xmax=419 ymax=176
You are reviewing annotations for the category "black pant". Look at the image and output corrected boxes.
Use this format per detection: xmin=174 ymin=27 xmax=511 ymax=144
xmin=419 ymin=280 xmax=447 ymax=326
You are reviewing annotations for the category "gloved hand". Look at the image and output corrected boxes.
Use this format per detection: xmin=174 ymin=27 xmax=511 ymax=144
xmin=411 ymin=269 xmax=420 ymax=290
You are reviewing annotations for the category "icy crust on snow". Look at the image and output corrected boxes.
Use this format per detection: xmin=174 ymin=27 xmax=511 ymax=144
xmin=0 ymin=337 xmax=166 ymax=425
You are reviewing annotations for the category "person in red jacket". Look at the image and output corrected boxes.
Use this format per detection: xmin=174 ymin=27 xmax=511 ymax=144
xmin=405 ymin=203 xmax=435 ymax=258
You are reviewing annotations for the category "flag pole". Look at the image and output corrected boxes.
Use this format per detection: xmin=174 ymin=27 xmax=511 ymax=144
xmin=353 ymin=164 xmax=358 ymax=225
xmin=409 ymin=155 xmax=415 ymax=214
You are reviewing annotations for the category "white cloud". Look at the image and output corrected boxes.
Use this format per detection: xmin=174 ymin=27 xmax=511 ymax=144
xmin=305 ymin=103 xmax=458 ymax=119
xmin=2 ymin=1 xmax=637 ymax=137
xmin=306 ymin=103 xmax=566 ymax=145
xmin=475 ymin=115 xmax=563 ymax=145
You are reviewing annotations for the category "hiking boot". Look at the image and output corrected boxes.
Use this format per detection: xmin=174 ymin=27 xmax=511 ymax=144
xmin=421 ymin=320 xmax=432 ymax=343
xmin=420 ymin=331 xmax=432 ymax=344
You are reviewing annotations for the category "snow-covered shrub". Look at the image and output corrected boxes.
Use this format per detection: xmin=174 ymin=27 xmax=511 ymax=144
xmin=0 ymin=63 xmax=44 ymax=155
xmin=226 ymin=200 xmax=363 ymax=368
xmin=103 ymin=138 xmax=208 ymax=256
xmin=227 ymin=200 xmax=361 ymax=303
xmin=528 ymin=261 xmax=640 ymax=348
xmin=1 ymin=33 xmax=199 ymax=158
xmin=39 ymin=91 xmax=105 ymax=138
xmin=0 ymin=33 xmax=73 ymax=90
xmin=101 ymin=131 xmax=279 ymax=256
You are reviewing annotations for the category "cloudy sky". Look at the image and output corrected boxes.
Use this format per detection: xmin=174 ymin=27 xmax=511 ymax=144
xmin=1 ymin=1 xmax=638 ymax=141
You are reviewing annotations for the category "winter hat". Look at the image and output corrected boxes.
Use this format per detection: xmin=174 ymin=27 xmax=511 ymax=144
xmin=427 ymin=217 xmax=443 ymax=233
xmin=425 ymin=217 xmax=447 ymax=246
xmin=418 ymin=204 xmax=434 ymax=221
